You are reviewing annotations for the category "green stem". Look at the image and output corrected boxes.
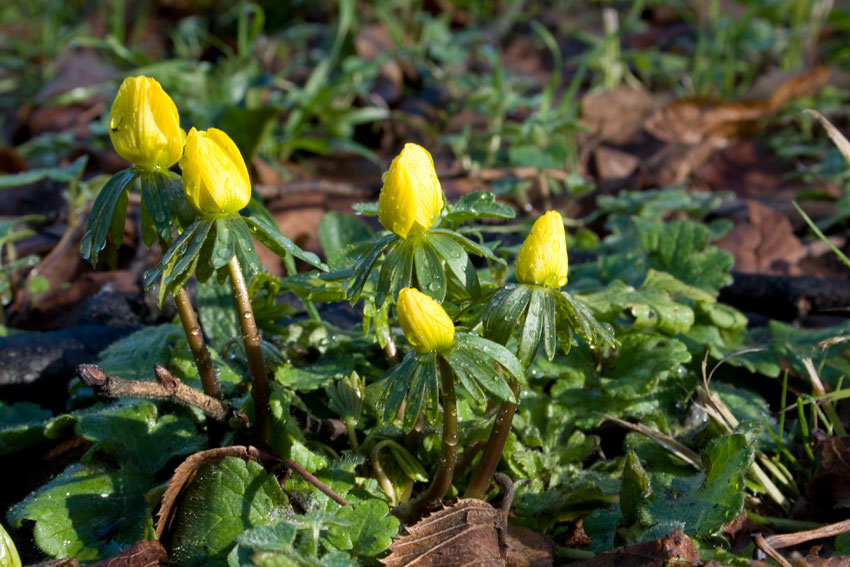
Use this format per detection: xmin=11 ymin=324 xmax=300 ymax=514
xmin=283 ymin=250 xmax=321 ymax=322
xmin=372 ymin=439 xmax=397 ymax=506
xmin=227 ymin=257 xmax=272 ymax=443
xmin=464 ymin=377 xmax=519 ymax=499
xmin=174 ymin=287 xmax=220 ymax=399
xmin=393 ymin=357 xmax=458 ymax=522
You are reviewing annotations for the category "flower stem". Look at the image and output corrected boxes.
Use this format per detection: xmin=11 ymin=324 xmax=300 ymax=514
xmin=227 ymin=256 xmax=272 ymax=443
xmin=173 ymin=287 xmax=220 ymax=399
xmin=393 ymin=357 xmax=458 ymax=522
xmin=464 ymin=377 xmax=520 ymax=500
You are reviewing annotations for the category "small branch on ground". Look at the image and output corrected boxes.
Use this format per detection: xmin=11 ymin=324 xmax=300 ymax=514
xmin=77 ymin=364 xmax=245 ymax=425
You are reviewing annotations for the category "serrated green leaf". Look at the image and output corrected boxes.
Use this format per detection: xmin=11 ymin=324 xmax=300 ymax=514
xmin=7 ymin=464 xmax=152 ymax=561
xmin=75 ymin=401 xmax=205 ymax=475
xmin=97 ymin=324 xmax=183 ymax=380
xmin=197 ymin=277 xmax=240 ymax=351
xmin=325 ymin=500 xmax=398 ymax=556
xmin=0 ymin=401 xmax=51 ymax=456
xmin=603 ymin=333 xmax=691 ymax=399
xmin=637 ymin=219 xmax=733 ymax=293
xmin=170 ymin=457 xmax=288 ymax=567
xmin=80 ymin=168 xmax=137 ymax=266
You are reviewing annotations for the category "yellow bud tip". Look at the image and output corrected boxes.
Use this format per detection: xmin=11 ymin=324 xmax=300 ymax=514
xmin=108 ymin=76 xmax=184 ymax=169
xmin=180 ymin=127 xmax=252 ymax=216
xmin=515 ymin=210 xmax=569 ymax=288
xmin=397 ymin=287 xmax=455 ymax=353
xmin=378 ymin=143 xmax=444 ymax=238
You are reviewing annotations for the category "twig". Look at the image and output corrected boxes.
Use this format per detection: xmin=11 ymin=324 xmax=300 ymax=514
xmin=77 ymin=363 xmax=244 ymax=424
xmin=753 ymin=533 xmax=792 ymax=567
xmin=280 ymin=458 xmax=351 ymax=507
xmin=604 ymin=415 xmax=702 ymax=468
xmin=764 ymin=518 xmax=850 ymax=549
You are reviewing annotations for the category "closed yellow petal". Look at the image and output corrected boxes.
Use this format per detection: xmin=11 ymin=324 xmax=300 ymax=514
xmin=378 ymin=143 xmax=443 ymax=238
xmin=515 ymin=210 xmax=569 ymax=288
xmin=180 ymin=128 xmax=251 ymax=215
xmin=397 ymin=287 xmax=455 ymax=353
xmin=108 ymin=76 xmax=183 ymax=169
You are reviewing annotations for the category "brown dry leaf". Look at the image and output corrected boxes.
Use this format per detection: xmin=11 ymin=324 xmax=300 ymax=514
xmin=810 ymin=436 xmax=850 ymax=511
xmin=803 ymin=553 xmax=850 ymax=567
xmin=569 ymin=530 xmax=700 ymax=567
xmin=381 ymin=499 xmax=507 ymax=567
xmin=593 ymin=145 xmax=641 ymax=181
xmin=90 ymin=541 xmax=168 ymax=567
xmin=645 ymin=67 xmax=829 ymax=146
xmin=504 ymin=525 xmax=553 ymax=567
xmin=581 ymin=87 xmax=658 ymax=145
xmin=715 ymin=200 xmax=806 ymax=275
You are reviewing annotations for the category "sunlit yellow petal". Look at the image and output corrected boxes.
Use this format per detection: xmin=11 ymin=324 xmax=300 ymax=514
xmin=515 ymin=210 xmax=569 ymax=288
xmin=180 ymin=128 xmax=252 ymax=216
xmin=397 ymin=287 xmax=455 ymax=353
xmin=108 ymin=76 xmax=183 ymax=169
xmin=378 ymin=143 xmax=443 ymax=238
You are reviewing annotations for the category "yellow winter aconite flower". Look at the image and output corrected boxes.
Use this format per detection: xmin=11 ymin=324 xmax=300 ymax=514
xmin=180 ymin=128 xmax=251 ymax=215
xmin=108 ymin=76 xmax=184 ymax=169
xmin=515 ymin=210 xmax=569 ymax=288
xmin=378 ymin=143 xmax=444 ymax=238
xmin=397 ymin=287 xmax=455 ymax=353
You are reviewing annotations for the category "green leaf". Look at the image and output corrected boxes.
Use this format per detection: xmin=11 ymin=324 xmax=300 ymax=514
xmin=454 ymin=333 xmax=525 ymax=384
xmin=197 ymin=277 xmax=240 ymax=351
xmin=0 ymin=155 xmax=87 ymax=189
xmin=351 ymin=202 xmax=378 ymax=216
xmin=218 ymin=107 xmax=280 ymax=161
xmin=229 ymin=214 xmax=261 ymax=277
xmin=603 ymin=332 xmax=692 ymax=399
xmin=483 ymin=285 xmax=532 ymax=346
xmin=540 ymin=289 xmax=556 ymax=360
xmin=430 ymin=228 xmax=504 ymax=264
xmin=170 ymin=457 xmax=288 ymax=567
xmin=345 ymin=233 xmax=396 ymax=303
xmin=139 ymin=171 xmax=192 ymax=245
xmin=244 ymin=215 xmax=327 ymax=271
xmin=381 ymin=351 xmax=419 ymax=423
xmin=0 ymin=521 xmax=20 ymax=567
xmin=7 ymin=464 xmax=153 ymax=561
xmin=429 ymin=232 xmax=476 ymax=291
xmin=80 ymin=168 xmax=137 ymax=266
xmin=443 ymin=347 xmax=487 ymax=406
xmin=325 ymin=500 xmax=399 ymax=557
xmin=413 ymin=240 xmax=446 ymax=302
xmin=638 ymin=219 xmax=733 ymax=293
xmin=97 ymin=324 xmax=183 ymax=380
xmin=644 ymin=434 xmax=753 ymax=538
xmin=517 ymin=287 xmax=544 ymax=367
xmin=75 ymin=401 xmax=205 ymax=476
xmin=443 ymin=191 xmax=516 ymax=224
xmin=318 ymin=211 xmax=372 ymax=259
xmin=620 ymin=452 xmax=651 ymax=528
xmin=555 ymin=291 xmax=617 ymax=351
xmin=0 ymin=401 xmax=51 ymax=456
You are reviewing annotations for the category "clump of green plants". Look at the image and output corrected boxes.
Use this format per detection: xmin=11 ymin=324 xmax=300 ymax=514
xmin=4 ymin=52 xmax=850 ymax=566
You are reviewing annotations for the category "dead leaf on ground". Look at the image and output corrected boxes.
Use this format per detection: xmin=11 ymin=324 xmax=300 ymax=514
xmin=698 ymin=142 xmax=800 ymax=200
xmin=569 ymin=530 xmax=700 ymax=567
xmin=581 ymin=86 xmax=659 ymax=146
xmin=715 ymin=199 xmax=806 ymax=275
xmin=90 ymin=541 xmax=168 ymax=567
xmin=803 ymin=551 xmax=850 ymax=567
xmin=381 ymin=499 xmax=507 ymax=567
xmin=810 ymin=435 xmax=850 ymax=512
xmin=593 ymin=145 xmax=641 ymax=181
xmin=381 ymin=497 xmax=553 ymax=567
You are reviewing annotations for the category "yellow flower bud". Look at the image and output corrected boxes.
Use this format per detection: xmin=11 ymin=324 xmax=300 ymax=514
xmin=397 ymin=287 xmax=455 ymax=353
xmin=515 ymin=210 xmax=569 ymax=288
xmin=378 ymin=143 xmax=444 ymax=238
xmin=108 ymin=76 xmax=184 ymax=169
xmin=180 ymin=127 xmax=251 ymax=215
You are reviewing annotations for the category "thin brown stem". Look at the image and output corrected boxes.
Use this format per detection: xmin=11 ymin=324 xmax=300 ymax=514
xmin=227 ymin=257 xmax=272 ymax=444
xmin=393 ymin=357 xmax=458 ymax=522
xmin=77 ymin=364 xmax=243 ymax=424
xmin=464 ymin=378 xmax=519 ymax=499
xmin=173 ymin=287 xmax=220 ymax=399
